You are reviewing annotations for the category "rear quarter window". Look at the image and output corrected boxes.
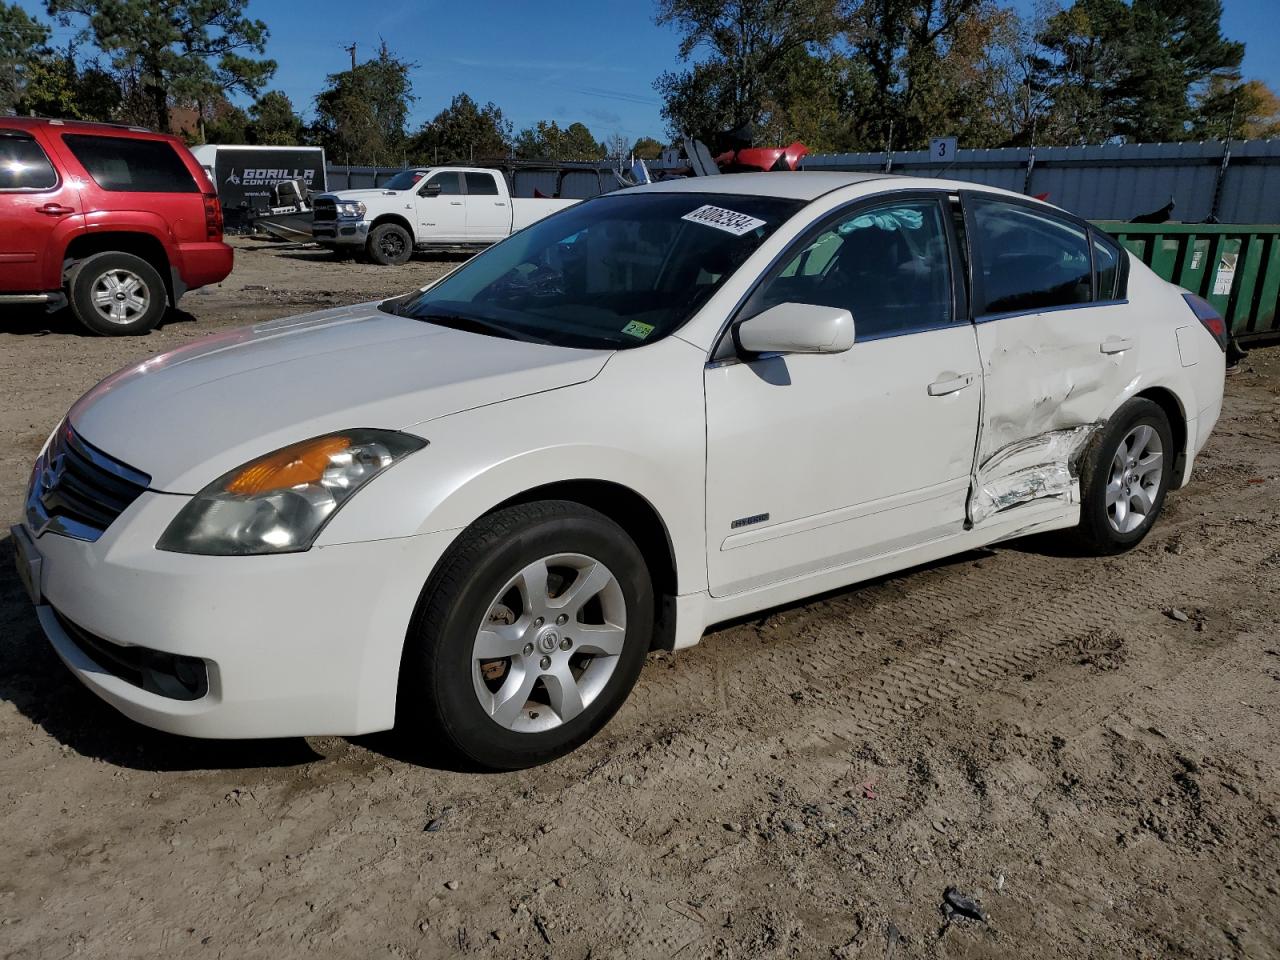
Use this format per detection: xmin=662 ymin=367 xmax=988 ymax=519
xmin=61 ymin=134 xmax=198 ymax=193
xmin=0 ymin=131 xmax=58 ymax=190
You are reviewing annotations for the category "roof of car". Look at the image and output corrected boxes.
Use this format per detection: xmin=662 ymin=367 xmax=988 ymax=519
xmin=0 ymin=116 xmax=172 ymax=138
xmin=630 ymin=171 xmax=899 ymax=201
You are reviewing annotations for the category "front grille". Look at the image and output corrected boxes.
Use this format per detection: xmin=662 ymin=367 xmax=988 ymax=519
xmin=53 ymin=609 xmax=209 ymax=701
xmin=313 ymin=197 xmax=336 ymax=222
xmin=25 ymin=423 xmax=150 ymax=542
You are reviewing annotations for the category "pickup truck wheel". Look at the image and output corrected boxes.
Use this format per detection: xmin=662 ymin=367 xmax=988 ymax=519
xmin=367 ymin=223 xmax=412 ymax=266
xmin=1073 ymin=398 xmax=1174 ymax=554
xmin=68 ymin=251 xmax=166 ymax=336
xmin=399 ymin=501 xmax=654 ymax=770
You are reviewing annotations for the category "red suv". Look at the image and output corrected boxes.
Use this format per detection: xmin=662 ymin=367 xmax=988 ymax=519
xmin=0 ymin=117 xmax=233 ymax=335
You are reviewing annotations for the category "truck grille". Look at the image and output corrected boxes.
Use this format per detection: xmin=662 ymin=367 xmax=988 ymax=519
xmin=313 ymin=197 xmax=336 ymax=222
xmin=25 ymin=423 xmax=150 ymax=542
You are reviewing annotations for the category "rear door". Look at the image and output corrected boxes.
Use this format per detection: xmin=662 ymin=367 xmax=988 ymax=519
xmin=415 ymin=171 xmax=466 ymax=242
xmin=704 ymin=195 xmax=982 ymax=597
xmin=463 ymin=171 xmax=511 ymax=241
xmin=963 ymin=193 xmax=1137 ymax=523
xmin=0 ymin=127 xmax=83 ymax=293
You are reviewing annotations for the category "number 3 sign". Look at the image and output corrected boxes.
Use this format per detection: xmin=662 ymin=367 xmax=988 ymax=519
xmin=929 ymin=137 xmax=958 ymax=163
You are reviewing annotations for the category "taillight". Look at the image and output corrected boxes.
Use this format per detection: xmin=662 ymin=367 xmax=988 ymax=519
xmin=1182 ymin=293 xmax=1227 ymax=352
xmin=203 ymin=192 xmax=223 ymax=240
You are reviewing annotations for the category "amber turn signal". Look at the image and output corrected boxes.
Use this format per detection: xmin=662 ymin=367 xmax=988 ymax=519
xmin=223 ymin=436 xmax=351 ymax=495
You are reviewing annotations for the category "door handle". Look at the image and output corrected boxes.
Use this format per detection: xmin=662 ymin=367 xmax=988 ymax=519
xmin=928 ymin=373 xmax=975 ymax=396
xmin=37 ymin=203 xmax=75 ymax=216
xmin=494 ymin=201 xmax=507 ymax=206
xmin=1100 ymin=336 xmax=1134 ymax=354
xmin=449 ymin=200 xmax=463 ymax=206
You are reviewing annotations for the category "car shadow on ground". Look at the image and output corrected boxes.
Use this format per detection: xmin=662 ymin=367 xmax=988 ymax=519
xmin=0 ymin=531 xmax=322 ymax=772
xmin=1 ymin=304 xmax=199 ymax=338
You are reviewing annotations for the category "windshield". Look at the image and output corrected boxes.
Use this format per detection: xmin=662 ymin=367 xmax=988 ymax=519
xmin=384 ymin=169 xmax=427 ymax=191
xmin=393 ymin=191 xmax=804 ymax=349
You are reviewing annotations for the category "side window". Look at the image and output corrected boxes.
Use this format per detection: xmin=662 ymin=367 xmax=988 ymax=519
xmin=1092 ymin=232 xmax=1122 ymax=300
xmin=61 ymin=134 xmax=197 ymax=192
xmin=970 ymin=198 xmax=1091 ymax=315
xmin=755 ymin=199 xmax=954 ymax=339
xmin=0 ymin=131 xmax=58 ymax=189
xmin=465 ymin=172 xmax=500 ymax=196
xmin=423 ymin=171 xmax=463 ymax=195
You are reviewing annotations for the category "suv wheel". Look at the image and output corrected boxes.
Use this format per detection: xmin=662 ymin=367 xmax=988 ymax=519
xmin=1074 ymin=397 xmax=1174 ymax=554
xmin=367 ymin=223 xmax=412 ymax=265
xmin=399 ymin=501 xmax=654 ymax=770
xmin=68 ymin=251 xmax=167 ymax=336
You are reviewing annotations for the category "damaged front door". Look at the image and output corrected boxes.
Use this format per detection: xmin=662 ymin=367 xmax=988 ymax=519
xmin=963 ymin=194 xmax=1137 ymax=523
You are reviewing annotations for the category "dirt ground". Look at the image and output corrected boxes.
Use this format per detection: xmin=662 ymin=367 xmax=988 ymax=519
xmin=1 ymin=237 xmax=1278 ymax=960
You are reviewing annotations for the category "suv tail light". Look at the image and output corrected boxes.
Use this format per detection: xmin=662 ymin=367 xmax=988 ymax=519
xmin=203 ymin=192 xmax=224 ymax=240
xmin=1182 ymin=293 xmax=1228 ymax=352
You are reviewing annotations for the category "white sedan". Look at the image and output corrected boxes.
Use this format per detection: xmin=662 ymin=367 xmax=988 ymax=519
xmin=13 ymin=173 xmax=1226 ymax=769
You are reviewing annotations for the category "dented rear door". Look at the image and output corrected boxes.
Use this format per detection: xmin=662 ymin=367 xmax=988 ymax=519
xmin=963 ymin=194 xmax=1138 ymax=524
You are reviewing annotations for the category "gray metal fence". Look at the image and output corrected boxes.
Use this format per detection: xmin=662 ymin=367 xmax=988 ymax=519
xmin=801 ymin=140 xmax=1280 ymax=223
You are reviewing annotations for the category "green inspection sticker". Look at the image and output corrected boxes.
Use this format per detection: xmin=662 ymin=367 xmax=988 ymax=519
xmin=621 ymin=320 xmax=655 ymax=339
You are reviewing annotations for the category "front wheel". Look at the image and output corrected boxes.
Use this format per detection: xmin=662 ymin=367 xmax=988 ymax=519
xmin=1074 ymin=397 xmax=1174 ymax=553
xmin=366 ymin=223 xmax=412 ymax=265
xmin=399 ymin=501 xmax=654 ymax=770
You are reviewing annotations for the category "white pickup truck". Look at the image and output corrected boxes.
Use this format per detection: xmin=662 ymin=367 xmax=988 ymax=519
xmin=311 ymin=167 xmax=579 ymax=264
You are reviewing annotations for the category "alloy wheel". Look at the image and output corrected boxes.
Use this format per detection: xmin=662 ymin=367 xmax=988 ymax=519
xmin=471 ymin=553 xmax=627 ymax=733
xmin=1106 ymin=424 xmax=1164 ymax=534
xmin=90 ymin=268 xmax=151 ymax=326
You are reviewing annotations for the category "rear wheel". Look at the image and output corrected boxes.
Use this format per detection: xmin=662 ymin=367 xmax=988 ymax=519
xmin=1074 ymin=397 xmax=1174 ymax=553
xmin=366 ymin=223 xmax=412 ymax=265
xmin=399 ymin=501 xmax=653 ymax=770
xmin=68 ymin=251 xmax=166 ymax=336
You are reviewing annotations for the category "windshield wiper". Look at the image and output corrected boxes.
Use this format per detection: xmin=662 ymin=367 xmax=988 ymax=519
xmin=414 ymin=312 xmax=549 ymax=344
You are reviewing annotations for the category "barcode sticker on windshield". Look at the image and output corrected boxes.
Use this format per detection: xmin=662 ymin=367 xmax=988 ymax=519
xmin=682 ymin=204 xmax=767 ymax=236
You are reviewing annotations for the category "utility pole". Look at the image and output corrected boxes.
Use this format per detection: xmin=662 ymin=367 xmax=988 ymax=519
xmin=344 ymin=43 xmax=357 ymax=71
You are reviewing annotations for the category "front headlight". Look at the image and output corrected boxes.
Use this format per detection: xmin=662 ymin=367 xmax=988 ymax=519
xmin=157 ymin=429 xmax=426 ymax=556
xmin=336 ymin=201 xmax=367 ymax=219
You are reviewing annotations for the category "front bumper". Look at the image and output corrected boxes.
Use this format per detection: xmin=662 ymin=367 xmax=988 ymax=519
xmin=311 ymin=220 xmax=369 ymax=247
xmin=18 ymin=491 xmax=457 ymax=739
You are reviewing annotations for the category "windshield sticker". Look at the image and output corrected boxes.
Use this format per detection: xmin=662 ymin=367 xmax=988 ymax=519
xmin=621 ymin=320 xmax=655 ymax=339
xmin=682 ymin=204 xmax=767 ymax=236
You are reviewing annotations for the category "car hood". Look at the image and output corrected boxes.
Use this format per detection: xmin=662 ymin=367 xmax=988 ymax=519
xmin=68 ymin=302 xmax=610 ymax=493
xmin=322 ymin=188 xmax=403 ymax=202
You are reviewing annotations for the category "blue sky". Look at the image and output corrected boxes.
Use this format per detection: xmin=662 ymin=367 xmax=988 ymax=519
xmin=18 ymin=0 xmax=1280 ymax=144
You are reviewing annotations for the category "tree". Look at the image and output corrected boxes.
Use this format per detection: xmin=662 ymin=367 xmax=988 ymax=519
xmin=1 ymin=1 xmax=50 ymax=113
xmin=17 ymin=44 xmax=123 ymax=121
xmin=411 ymin=92 xmax=511 ymax=163
xmin=248 ymin=89 xmax=303 ymax=144
xmin=653 ymin=0 xmax=841 ymax=141
xmin=313 ymin=41 xmax=415 ymax=165
xmin=202 ymin=95 xmax=248 ymax=142
xmin=47 ymin=0 xmax=275 ymax=135
xmin=631 ymin=136 xmax=665 ymax=159
xmin=512 ymin=120 xmax=603 ymax=161
xmin=1195 ymin=76 xmax=1280 ymax=140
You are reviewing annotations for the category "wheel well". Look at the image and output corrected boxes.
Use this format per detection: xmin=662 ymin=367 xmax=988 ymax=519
xmin=1136 ymin=386 xmax=1188 ymax=488
xmin=493 ymin=480 xmax=680 ymax=651
xmin=369 ymin=214 xmax=414 ymax=242
xmin=63 ymin=232 xmax=173 ymax=302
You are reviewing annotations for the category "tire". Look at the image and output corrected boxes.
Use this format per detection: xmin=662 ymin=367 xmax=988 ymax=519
xmin=399 ymin=501 xmax=654 ymax=770
xmin=366 ymin=222 xmax=413 ymax=265
xmin=68 ymin=251 xmax=167 ymax=336
xmin=1074 ymin=397 xmax=1174 ymax=554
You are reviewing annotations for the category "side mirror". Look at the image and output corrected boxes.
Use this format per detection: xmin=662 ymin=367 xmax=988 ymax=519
xmin=420 ymin=181 xmax=442 ymax=197
xmin=734 ymin=302 xmax=855 ymax=356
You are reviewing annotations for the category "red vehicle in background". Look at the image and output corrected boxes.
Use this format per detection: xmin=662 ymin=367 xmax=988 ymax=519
xmin=0 ymin=117 xmax=232 ymax=336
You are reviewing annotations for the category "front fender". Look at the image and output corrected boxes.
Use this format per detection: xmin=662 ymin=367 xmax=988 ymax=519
xmin=317 ymin=336 xmax=711 ymax=594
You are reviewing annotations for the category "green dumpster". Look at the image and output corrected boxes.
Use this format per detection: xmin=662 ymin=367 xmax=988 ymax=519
xmin=1093 ymin=222 xmax=1280 ymax=344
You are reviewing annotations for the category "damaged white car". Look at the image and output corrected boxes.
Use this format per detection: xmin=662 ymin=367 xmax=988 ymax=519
xmin=13 ymin=173 xmax=1226 ymax=769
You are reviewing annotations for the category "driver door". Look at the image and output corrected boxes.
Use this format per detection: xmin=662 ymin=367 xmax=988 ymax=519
xmin=415 ymin=171 xmax=466 ymax=243
xmin=704 ymin=196 xmax=982 ymax=597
